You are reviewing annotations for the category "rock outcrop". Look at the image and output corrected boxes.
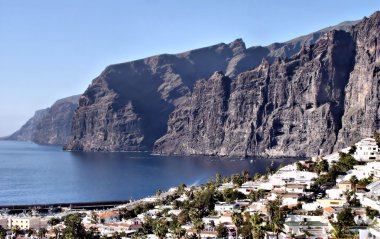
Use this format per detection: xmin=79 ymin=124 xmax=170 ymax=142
xmin=5 ymin=95 xmax=80 ymax=145
xmin=155 ymin=12 xmax=380 ymax=157
xmin=155 ymin=29 xmax=356 ymax=157
xmin=64 ymin=19 xmax=358 ymax=152
xmin=64 ymin=39 xmax=266 ymax=151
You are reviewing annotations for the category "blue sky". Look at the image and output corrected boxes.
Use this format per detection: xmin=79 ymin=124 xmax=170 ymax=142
xmin=0 ymin=0 xmax=378 ymax=136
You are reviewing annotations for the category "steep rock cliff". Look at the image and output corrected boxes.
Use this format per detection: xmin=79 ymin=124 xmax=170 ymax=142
xmin=64 ymin=39 xmax=268 ymax=151
xmin=5 ymin=95 xmax=80 ymax=145
xmin=155 ymin=29 xmax=356 ymax=157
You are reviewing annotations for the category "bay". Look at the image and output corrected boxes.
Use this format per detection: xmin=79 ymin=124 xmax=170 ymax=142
xmin=0 ymin=140 xmax=298 ymax=206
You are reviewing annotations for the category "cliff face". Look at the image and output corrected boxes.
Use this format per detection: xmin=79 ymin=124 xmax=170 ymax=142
xmin=154 ymin=30 xmax=356 ymax=157
xmin=64 ymin=39 xmax=269 ymax=151
xmin=155 ymin=12 xmax=380 ymax=157
xmin=334 ymin=12 xmax=380 ymax=149
xmin=5 ymin=95 xmax=80 ymax=145
xmin=65 ymin=19 xmax=358 ymax=152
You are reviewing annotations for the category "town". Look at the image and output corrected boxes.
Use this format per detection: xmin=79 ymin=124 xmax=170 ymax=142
xmin=2 ymin=136 xmax=380 ymax=239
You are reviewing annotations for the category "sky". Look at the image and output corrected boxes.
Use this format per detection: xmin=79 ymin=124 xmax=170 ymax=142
xmin=0 ymin=0 xmax=379 ymax=136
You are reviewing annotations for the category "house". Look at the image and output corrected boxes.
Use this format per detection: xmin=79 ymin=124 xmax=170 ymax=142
xmin=269 ymin=171 xmax=317 ymax=189
xmin=326 ymin=188 xmax=345 ymax=200
xmin=97 ymin=211 xmax=120 ymax=223
xmin=338 ymin=180 xmax=352 ymax=191
xmin=185 ymin=229 xmax=218 ymax=239
xmin=247 ymin=200 xmax=268 ymax=214
xmin=202 ymin=216 xmax=220 ymax=227
xmin=283 ymin=221 xmax=329 ymax=239
xmin=8 ymin=217 xmax=47 ymax=230
xmin=316 ymin=198 xmax=347 ymax=208
xmin=358 ymin=180 xmax=380 ymax=211
xmin=354 ymin=138 xmax=379 ymax=162
xmin=214 ymin=202 xmax=239 ymax=214
xmin=283 ymin=215 xmax=329 ymax=239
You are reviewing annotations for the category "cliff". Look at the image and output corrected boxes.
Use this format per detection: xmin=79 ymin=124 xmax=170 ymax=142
xmin=5 ymin=95 xmax=80 ymax=145
xmin=64 ymin=18 xmax=358 ymax=152
xmin=154 ymin=12 xmax=380 ymax=157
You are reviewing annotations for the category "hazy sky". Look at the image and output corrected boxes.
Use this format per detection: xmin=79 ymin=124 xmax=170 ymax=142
xmin=0 ymin=0 xmax=378 ymax=136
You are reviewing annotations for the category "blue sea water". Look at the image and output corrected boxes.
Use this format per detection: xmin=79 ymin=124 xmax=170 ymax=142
xmin=0 ymin=140 xmax=297 ymax=205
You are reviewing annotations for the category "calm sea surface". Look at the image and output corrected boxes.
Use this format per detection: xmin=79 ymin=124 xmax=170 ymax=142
xmin=0 ymin=140 xmax=298 ymax=206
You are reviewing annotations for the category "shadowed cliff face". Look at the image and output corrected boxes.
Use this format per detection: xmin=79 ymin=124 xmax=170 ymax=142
xmin=154 ymin=30 xmax=356 ymax=157
xmin=5 ymin=95 xmax=80 ymax=145
xmin=64 ymin=18 xmax=359 ymax=153
xmin=64 ymin=40 xmax=254 ymax=151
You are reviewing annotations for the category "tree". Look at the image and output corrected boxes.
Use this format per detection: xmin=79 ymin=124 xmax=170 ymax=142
xmin=171 ymin=221 xmax=185 ymax=239
xmin=215 ymin=173 xmax=222 ymax=187
xmin=253 ymin=173 xmax=262 ymax=181
xmin=315 ymin=159 xmax=329 ymax=174
xmin=38 ymin=228 xmax=47 ymax=239
xmin=222 ymin=176 xmax=230 ymax=184
xmin=232 ymin=212 xmax=244 ymax=237
xmin=296 ymin=162 xmax=304 ymax=171
xmin=156 ymin=189 xmax=162 ymax=197
xmin=48 ymin=217 xmax=61 ymax=226
xmin=12 ymin=225 xmax=21 ymax=238
xmin=192 ymin=218 xmax=204 ymax=239
xmin=272 ymin=216 xmax=283 ymax=239
xmin=178 ymin=210 xmax=190 ymax=225
xmin=231 ymin=174 xmax=243 ymax=187
xmin=252 ymin=225 xmax=265 ymax=239
xmin=349 ymin=145 xmax=357 ymax=155
xmin=61 ymin=213 xmax=87 ymax=239
xmin=0 ymin=225 xmax=6 ymax=239
xmin=242 ymin=170 xmax=250 ymax=183
xmin=153 ymin=218 xmax=168 ymax=239
xmin=350 ymin=175 xmax=359 ymax=191
xmin=336 ymin=207 xmax=355 ymax=234
xmin=216 ymin=223 xmax=228 ymax=238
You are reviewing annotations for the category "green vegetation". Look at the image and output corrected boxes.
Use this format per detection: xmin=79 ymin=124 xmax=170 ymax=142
xmin=0 ymin=226 xmax=6 ymax=239
xmin=61 ymin=214 xmax=87 ymax=239
xmin=315 ymin=152 xmax=359 ymax=186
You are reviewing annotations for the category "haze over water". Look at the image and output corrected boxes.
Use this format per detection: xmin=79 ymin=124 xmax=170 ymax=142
xmin=0 ymin=140 xmax=298 ymax=206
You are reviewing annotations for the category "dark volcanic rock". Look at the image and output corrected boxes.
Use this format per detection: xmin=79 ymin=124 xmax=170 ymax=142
xmin=334 ymin=12 xmax=380 ymax=149
xmin=64 ymin=14 xmax=365 ymax=154
xmin=5 ymin=95 xmax=80 ymax=145
xmin=64 ymin=39 xmax=263 ymax=151
xmin=155 ymin=29 xmax=356 ymax=157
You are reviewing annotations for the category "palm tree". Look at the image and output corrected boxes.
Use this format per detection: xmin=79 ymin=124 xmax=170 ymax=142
xmin=242 ymin=170 xmax=250 ymax=183
xmin=172 ymin=223 xmax=185 ymax=239
xmin=272 ymin=217 xmax=283 ymax=239
xmin=250 ymin=213 xmax=264 ymax=239
xmin=192 ymin=218 xmax=204 ymax=239
xmin=350 ymin=175 xmax=359 ymax=191
xmin=232 ymin=212 xmax=243 ymax=238
xmin=252 ymin=225 xmax=265 ymax=239
xmin=343 ymin=190 xmax=354 ymax=202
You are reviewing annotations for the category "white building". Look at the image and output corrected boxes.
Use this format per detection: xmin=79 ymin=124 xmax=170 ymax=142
xmin=269 ymin=171 xmax=317 ymax=189
xmin=354 ymin=138 xmax=379 ymax=162
xmin=214 ymin=202 xmax=239 ymax=214
xmin=283 ymin=215 xmax=329 ymax=239
xmin=359 ymin=180 xmax=380 ymax=211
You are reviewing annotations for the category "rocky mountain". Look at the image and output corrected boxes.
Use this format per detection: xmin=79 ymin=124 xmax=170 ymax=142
xmin=5 ymin=95 xmax=80 ymax=145
xmin=64 ymin=18 xmax=359 ymax=152
xmin=154 ymin=12 xmax=380 ymax=157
